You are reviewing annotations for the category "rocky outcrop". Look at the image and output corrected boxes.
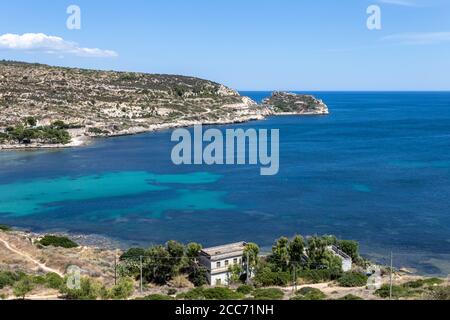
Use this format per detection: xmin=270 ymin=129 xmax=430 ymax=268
xmin=263 ymin=91 xmax=329 ymax=115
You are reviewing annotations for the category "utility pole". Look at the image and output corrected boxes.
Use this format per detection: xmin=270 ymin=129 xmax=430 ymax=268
xmin=246 ymin=252 xmax=250 ymax=285
xmin=140 ymin=255 xmax=143 ymax=295
xmin=389 ymin=252 xmax=394 ymax=300
xmin=294 ymin=265 xmax=297 ymax=292
xmin=114 ymin=253 xmax=117 ymax=286
xmin=292 ymin=265 xmax=296 ymax=293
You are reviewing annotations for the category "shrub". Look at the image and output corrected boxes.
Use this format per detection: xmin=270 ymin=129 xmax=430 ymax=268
xmin=140 ymin=294 xmax=174 ymax=300
xmin=297 ymin=287 xmax=320 ymax=296
xmin=293 ymin=287 xmax=327 ymax=300
xmin=32 ymin=275 xmax=46 ymax=285
xmin=38 ymin=235 xmax=78 ymax=248
xmin=170 ymin=275 xmax=193 ymax=288
xmin=167 ymin=288 xmax=177 ymax=296
xmin=0 ymin=132 xmax=9 ymax=143
xmin=177 ymin=287 xmax=205 ymax=300
xmin=25 ymin=117 xmax=37 ymax=127
xmin=119 ymin=247 xmax=146 ymax=261
xmin=188 ymin=266 xmax=208 ymax=287
xmin=0 ymin=224 xmax=12 ymax=232
xmin=297 ymin=268 xmax=341 ymax=284
xmin=375 ymin=279 xmax=445 ymax=300
xmin=236 ymin=284 xmax=254 ymax=295
xmin=0 ymin=271 xmax=19 ymax=289
xmin=88 ymin=127 xmax=109 ymax=135
xmin=427 ymin=286 xmax=450 ymax=300
xmin=109 ymin=277 xmax=135 ymax=300
xmin=403 ymin=278 xmax=443 ymax=289
xmin=51 ymin=120 xmax=69 ymax=129
xmin=338 ymin=294 xmax=364 ymax=300
xmin=44 ymin=272 xmax=64 ymax=290
xmin=254 ymin=266 xmax=290 ymax=287
xmin=61 ymin=277 xmax=101 ymax=300
xmin=252 ymin=288 xmax=284 ymax=300
xmin=337 ymin=272 xmax=368 ymax=287
xmin=375 ymin=284 xmax=413 ymax=299
xmin=177 ymin=287 xmax=244 ymax=300
xmin=202 ymin=287 xmax=244 ymax=300
xmin=337 ymin=240 xmax=360 ymax=262
xmin=13 ymin=277 xmax=34 ymax=299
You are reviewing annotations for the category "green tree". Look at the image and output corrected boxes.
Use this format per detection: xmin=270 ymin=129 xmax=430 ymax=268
xmin=166 ymin=240 xmax=185 ymax=273
xmin=268 ymin=237 xmax=290 ymax=271
xmin=120 ymin=247 xmax=146 ymax=261
xmin=337 ymin=272 xmax=368 ymax=287
xmin=254 ymin=262 xmax=291 ymax=287
xmin=288 ymin=235 xmax=305 ymax=267
xmin=337 ymin=240 xmax=360 ymax=262
xmin=188 ymin=265 xmax=208 ymax=287
xmin=243 ymin=242 xmax=260 ymax=280
xmin=144 ymin=245 xmax=175 ymax=285
xmin=186 ymin=242 xmax=202 ymax=259
xmin=228 ymin=264 xmax=244 ymax=284
xmin=184 ymin=242 xmax=206 ymax=287
xmin=13 ymin=277 xmax=34 ymax=300
xmin=307 ymin=236 xmax=342 ymax=271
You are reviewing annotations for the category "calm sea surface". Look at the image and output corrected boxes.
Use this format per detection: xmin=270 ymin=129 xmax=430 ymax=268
xmin=1 ymin=92 xmax=450 ymax=274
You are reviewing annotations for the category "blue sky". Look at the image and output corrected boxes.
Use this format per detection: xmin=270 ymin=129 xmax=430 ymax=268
xmin=1 ymin=0 xmax=449 ymax=90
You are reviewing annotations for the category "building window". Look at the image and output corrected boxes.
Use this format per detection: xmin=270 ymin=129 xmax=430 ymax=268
xmin=216 ymin=279 xmax=222 ymax=286
xmin=225 ymin=260 xmax=229 ymax=266
xmin=216 ymin=262 xmax=221 ymax=268
xmin=233 ymin=258 xmax=238 ymax=264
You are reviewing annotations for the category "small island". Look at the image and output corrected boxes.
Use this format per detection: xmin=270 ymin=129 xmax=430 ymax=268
xmin=263 ymin=91 xmax=329 ymax=115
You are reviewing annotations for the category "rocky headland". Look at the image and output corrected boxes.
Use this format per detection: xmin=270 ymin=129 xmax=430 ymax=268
xmin=0 ymin=61 xmax=328 ymax=150
xmin=262 ymin=91 xmax=329 ymax=115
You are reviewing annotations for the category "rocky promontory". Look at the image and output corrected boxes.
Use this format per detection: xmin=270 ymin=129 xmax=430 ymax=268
xmin=0 ymin=62 xmax=328 ymax=150
xmin=263 ymin=91 xmax=329 ymax=115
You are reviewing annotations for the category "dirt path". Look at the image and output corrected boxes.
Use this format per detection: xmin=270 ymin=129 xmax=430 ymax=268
xmin=0 ymin=237 xmax=64 ymax=277
xmin=282 ymin=282 xmax=381 ymax=300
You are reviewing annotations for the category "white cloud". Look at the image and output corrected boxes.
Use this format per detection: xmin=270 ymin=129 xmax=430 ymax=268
xmin=378 ymin=0 xmax=418 ymax=6
xmin=0 ymin=33 xmax=118 ymax=58
xmin=382 ymin=32 xmax=450 ymax=45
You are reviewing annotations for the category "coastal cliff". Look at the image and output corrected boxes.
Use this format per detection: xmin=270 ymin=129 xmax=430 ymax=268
xmin=0 ymin=61 xmax=327 ymax=149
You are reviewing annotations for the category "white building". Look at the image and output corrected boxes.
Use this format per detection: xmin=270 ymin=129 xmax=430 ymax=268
xmin=198 ymin=242 xmax=246 ymax=286
xmin=328 ymin=245 xmax=353 ymax=272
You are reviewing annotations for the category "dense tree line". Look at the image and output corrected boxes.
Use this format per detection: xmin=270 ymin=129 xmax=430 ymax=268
xmin=0 ymin=118 xmax=71 ymax=144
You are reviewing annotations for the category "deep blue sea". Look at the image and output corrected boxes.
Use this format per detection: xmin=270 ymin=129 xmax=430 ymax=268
xmin=1 ymin=92 xmax=450 ymax=275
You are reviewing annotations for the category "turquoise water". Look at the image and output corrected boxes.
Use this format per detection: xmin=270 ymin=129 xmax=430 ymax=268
xmin=1 ymin=92 xmax=450 ymax=274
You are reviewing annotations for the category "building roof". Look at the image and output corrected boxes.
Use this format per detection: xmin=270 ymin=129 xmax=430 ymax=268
xmin=201 ymin=242 xmax=246 ymax=258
